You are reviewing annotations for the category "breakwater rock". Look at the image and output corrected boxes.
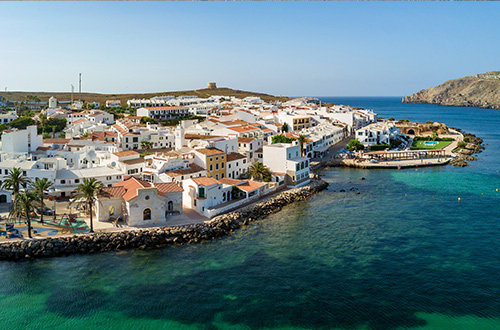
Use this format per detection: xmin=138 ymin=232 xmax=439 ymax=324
xmin=0 ymin=180 xmax=328 ymax=261
xmin=450 ymin=129 xmax=485 ymax=167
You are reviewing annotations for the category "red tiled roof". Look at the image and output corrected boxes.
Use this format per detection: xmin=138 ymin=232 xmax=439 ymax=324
xmin=194 ymin=148 xmax=225 ymax=156
xmin=192 ymin=177 xmax=220 ymax=187
xmin=114 ymin=177 xmax=153 ymax=201
xmin=43 ymin=138 xmax=70 ymax=144
xmin=226 ymin=152 xmax=246 ymax=162
xmin=100 ymin=186 xmax=127 ymax=198
xmin=156 ymin=182 xmax=184 ymax=193
xmin=113 ymin=150 xmax=139 ymax=157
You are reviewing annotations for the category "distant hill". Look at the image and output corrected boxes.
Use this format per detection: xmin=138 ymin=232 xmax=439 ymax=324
xmin=402 ymin=71 xmax=500 ymax=109
xmin=0 ymin=87 xmax=290 ymax=106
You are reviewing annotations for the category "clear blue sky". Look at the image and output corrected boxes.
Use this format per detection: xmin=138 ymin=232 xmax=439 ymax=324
xmin=1 ymin=2 xmax=499 ymax=97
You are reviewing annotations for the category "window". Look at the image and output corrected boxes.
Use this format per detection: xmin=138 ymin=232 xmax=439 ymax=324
xmin=106 ymin=176 xmax=112 ymax=180
xmin=194 ymin=199 xmax=197 ymax=206
xmin=216 ymin=174 xmax=219 ymax=180
xmin=209 ymin=164 xmax=213 ymax=171
xmin=143 ymin=208 xmax=152 ymax=220
xmin=215 ymin=163 xmax=219 ymax=170
xmin=133 ymin=137 xmax=139 ymax=143
xmin=305 ymin=160 xmax=309 ymax=167
xmin=301 ymin=162 xmax=305 ymax=169
xmin=222 ymin=162 xmax=225 ymax=169
xmin=296 ymin=164 xmax=299 ymax=171
xmin=61 ymin=180 xmax=66 ymax=184
xmin=199 ymin=187 xmax=205 ymax=198
xmin=74 ymin=179 xmax=80 ymax=183
xmin=145 ymin=195 xmax=150 ymax=200
xmin=221 ymin=173 xmax=225 ymax=178
xmin=168 ymin=201 xmax=173 ymax=211
xmin=215 ymin=157 xmax=219 ymax=161
xmin=243 ymin=159 xmax=247 ymax=164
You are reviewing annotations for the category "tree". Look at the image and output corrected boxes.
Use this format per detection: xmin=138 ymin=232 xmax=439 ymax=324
xmin=9 ymin=190 xmax=37 ymax=238
xmin=9 ymin=116 xmax=36 ymax=130
xmin=272 ymin=134 xmax=295 ymax=144
xmin=282 ymin=122 xmax=289 ymax=133
xmin=1 ymin=167 xmax=31 ymax=196
xmin=431 ymin=130 xmax=439 ymax=142
xmin=32 ymin=178 xmax=53 ymax=225
xmin=347 ymin=139 xmax=365 ymax=152
xmin=141 ymin=140 xmax=154 ymax=154
xmin=140 ymin=116 xmax=158 ymax=125
xmin=248 ymin=162 xmax=272 ymax=182
xmin=72 ymin=178 xmax=104 ymax=233
xmin=297 ymin=135 xmax=307 ymax=157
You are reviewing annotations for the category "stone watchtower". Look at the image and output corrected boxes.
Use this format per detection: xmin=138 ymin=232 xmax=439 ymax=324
xmin=207 ymin=82 xmax=217 ymax=89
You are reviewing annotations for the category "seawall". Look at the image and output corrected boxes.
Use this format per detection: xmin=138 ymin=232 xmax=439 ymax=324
xmin=0 ymin=180 xmax=328 ymax=261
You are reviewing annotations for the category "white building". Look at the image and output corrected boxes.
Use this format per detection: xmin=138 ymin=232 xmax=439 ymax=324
xmin=97 ymin=177 xmax=183 ymax=226
xmin=0 ymin=111 xmax=18 ymax=124
xmin=1 ymin=125 xmax=43 ymax=155
xmin=263 ymin=142 xmax=310 ymax=187
xmin=355 ymin=122 xmax=400 ymax=147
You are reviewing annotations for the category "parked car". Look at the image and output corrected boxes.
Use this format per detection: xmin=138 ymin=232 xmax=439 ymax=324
xmin=37 ymin=207 xmax=54 ymax=216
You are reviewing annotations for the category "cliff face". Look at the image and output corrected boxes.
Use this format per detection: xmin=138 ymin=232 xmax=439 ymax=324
xmin=402 ymin=71 xmax=500 ymax=109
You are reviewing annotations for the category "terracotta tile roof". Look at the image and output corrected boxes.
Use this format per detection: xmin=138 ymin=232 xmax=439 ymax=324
xmin=113 ymin=150 xmax=140 ymax=157
xmin=100 ymin=186 xmax=126 ymax=198
xmin=194 ymin=147 xmax=225 ymax=156
xmin=114 ymin=177 xmax=153 ymax=201
xmin=237 ymin=180 xmax=266 ymax=192
xmin=43 ymin=138 xmax=70 ymax=144
xmin=192 ymin=177 xmax=220 ymax=187
xmin=219 ymin=120 xmax=249 ymax=126
xmin=226 ymin=152 xmax=246 ymax=162
xmin=237 ymin=137 xmax=255 ymax=143
xmin=228 ymin=125 xmax=260 ymax=133
xmin=219 ymin=178 xmax=242 ymax=186
xmin=185 ymin=134 xmax=222 ymax=140
xmin=72 ymin=118 xmax=87 ymax=124
xmin=164 ymin=163 xmax=205 ymax=176
xmin=156 ymin=182 xmax=184 ymax=193
xmin=120 ymin=157 xmax=145 ymax=165
xmin=255 ymin=148 xmax=263 ymax=153
xmin=36 ymin=146 xmax=51 ymax=151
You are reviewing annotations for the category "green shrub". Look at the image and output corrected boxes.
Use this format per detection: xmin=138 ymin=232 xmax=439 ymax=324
xmin=369 ymin=144 xmax=390 ymax=151
xmin=457 ymin=141 xmax=467 ymax=149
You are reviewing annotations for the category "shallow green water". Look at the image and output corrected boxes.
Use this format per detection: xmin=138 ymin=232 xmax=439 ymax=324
xmin=1 ymin=99 xmax=500 ymax=330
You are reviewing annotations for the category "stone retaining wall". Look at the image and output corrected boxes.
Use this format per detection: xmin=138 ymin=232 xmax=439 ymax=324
xmin=0 ymin=180 xmax=328 ymax=261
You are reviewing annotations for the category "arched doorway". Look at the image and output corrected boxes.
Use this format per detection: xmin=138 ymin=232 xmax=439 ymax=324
xmin=0 ymin=195 xmax=6 ymax=203
xmin=143 ymin=208 xmax=151 ymax=220
xmin=167 ymin=201 xmax=173 ymax=211
xmin=407 ymin=129 xmax=415 ymax=135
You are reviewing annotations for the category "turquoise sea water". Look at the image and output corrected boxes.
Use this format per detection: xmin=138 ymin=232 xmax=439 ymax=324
xmin=1 ymin=98 xmax=500 ymax=330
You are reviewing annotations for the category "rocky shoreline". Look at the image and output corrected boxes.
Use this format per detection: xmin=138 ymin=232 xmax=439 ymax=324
xmin=0 ymin=180 xmax=328 ymax=261
xmin=449 ymin=129 xmax=485 ymax=167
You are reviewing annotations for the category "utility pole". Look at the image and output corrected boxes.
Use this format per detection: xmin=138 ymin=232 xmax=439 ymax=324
xmin=79 ymin=73 xmax=82 ymax=101
xmin=71 ymin=85 xmax=74 ymax=103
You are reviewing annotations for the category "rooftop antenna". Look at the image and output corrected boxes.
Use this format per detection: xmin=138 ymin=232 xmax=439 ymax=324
xmin=79 ymin=73 xmax=82 ymax=101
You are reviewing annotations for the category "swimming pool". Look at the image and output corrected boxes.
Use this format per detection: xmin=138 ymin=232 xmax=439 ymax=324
xmin=420 ymin=141 xmax=438 ymax=146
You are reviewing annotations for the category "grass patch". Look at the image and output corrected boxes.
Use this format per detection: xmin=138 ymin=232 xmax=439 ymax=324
xmin=410 ymin=140 xmax=452 ymax=150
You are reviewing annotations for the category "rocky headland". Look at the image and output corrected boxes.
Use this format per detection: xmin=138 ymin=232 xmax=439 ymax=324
xmin=0 ymin=180 xmax=328 ymax=261
xmin=402 ymin=71 xmax=500 ymax=109
xmin=449 ymin=130 xmax=485 ymax=167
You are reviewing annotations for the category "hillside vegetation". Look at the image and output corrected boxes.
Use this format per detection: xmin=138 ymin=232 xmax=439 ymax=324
xmin=402 ymin=71 xmax=500 ymax=109
xmin=0 ymin=87 xmax=290 ymax=106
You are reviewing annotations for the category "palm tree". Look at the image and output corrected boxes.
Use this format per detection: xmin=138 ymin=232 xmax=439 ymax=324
xmin=141 ymin=140 xmax=154 ymax=155
xmin=248 ymin=162 xmax=272 ymax=182
xmin=32 ymin=178 xmax=53 ymax=225
xmin=1 ymin=167 xmax=31 ymax=197
xmin=72 ymin=178 xmax=103 ymax=233
xmin=9 ymin=190 xmax=37 ymax=238
xmin=297 ymin=135 xmax=307 ymax=157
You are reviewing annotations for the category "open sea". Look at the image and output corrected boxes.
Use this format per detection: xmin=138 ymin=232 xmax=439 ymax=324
xmin=1 ymin=97 xmax=500 ymax=330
